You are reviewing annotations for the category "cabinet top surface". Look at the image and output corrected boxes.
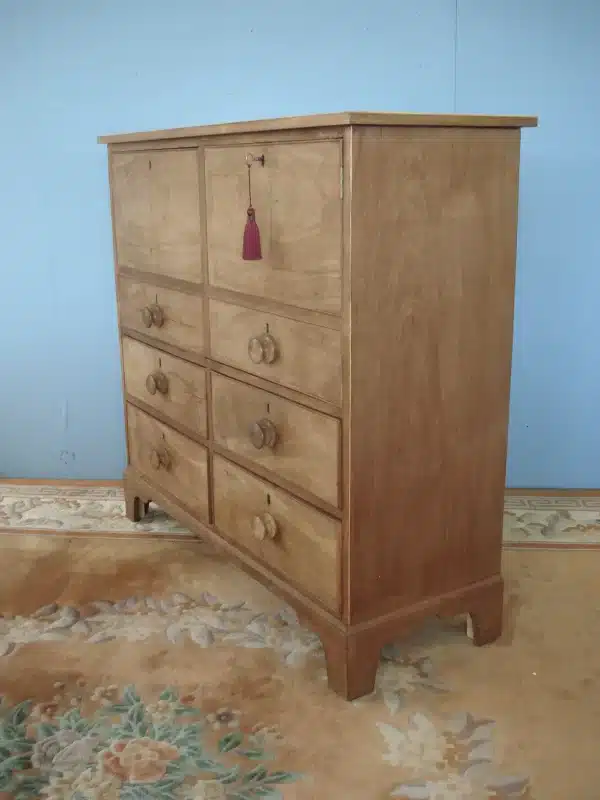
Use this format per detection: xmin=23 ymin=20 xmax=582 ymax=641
xmin=98 ymin=110 xmax=538 ymax=144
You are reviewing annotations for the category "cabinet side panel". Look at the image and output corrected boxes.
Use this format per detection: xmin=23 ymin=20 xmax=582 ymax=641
xmin=348 ymin=126 xmax=521 ymax=622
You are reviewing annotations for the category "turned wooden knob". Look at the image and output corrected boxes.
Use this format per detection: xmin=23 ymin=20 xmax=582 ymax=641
xmin=141 ymin=304 xmax=165 ymax=328
xmin=248 ymin=333 xmax=278 ymax=365
xmin=149 ymin=447 xmax=171 ymax=471
xmin=145 ymin=371 xmax=169 ymax=395
xmin=249 ymin=418 xmax=278 ymax=450
xmin=252 ymin=512 xmax=278 ymax=541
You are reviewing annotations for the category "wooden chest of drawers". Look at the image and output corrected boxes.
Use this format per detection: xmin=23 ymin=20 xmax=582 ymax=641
xmin=100 ymin=111 xmax=537 ymax=699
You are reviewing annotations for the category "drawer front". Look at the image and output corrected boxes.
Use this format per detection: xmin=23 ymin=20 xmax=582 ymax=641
xmin=212 ymin=373 xmax=340 ymax=507
xmin=111 ymin=149 xmax=203 ymax=283
xmin=205 ymin=141 xmax=342 ymax=314
xmin=118 ymin=276 xmax=204 ymax=357
xmin=213 ymin=455 xmax=339 ymax=612
xmin=127 ymin=405 xmax=209 ymax=522
xmin=122 ymin=338 xmax=207 ymax=437
xmin=209 ymin=299 xmax=342 ymax=405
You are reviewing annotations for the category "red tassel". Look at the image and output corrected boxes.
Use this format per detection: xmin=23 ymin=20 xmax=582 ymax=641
xmin=242 ymin=207 xmax=262 ymax=260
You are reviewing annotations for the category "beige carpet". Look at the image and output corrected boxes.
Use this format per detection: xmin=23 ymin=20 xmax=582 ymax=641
xmin=2 ymin=484 xmax=600 ymax=547
xmin=1 ymin=528 xmax=599 ymax=798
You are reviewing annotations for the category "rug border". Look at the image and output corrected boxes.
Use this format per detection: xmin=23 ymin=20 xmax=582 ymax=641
xmin=2 ymin=481 xmax=600 ymax=550
xmin=3 ymin=479 xmax=600 ymax=495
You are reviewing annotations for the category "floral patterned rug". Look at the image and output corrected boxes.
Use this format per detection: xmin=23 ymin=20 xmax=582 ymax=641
xmin=1 ymin=533 xmax=599 ymax=798
xmin=1 ymin=484 xmax=600 ymax=547
xmin=503 ymin=495 xmax=600 ymax=547
xmin=0 ymin=485 xmax=190 ymax=540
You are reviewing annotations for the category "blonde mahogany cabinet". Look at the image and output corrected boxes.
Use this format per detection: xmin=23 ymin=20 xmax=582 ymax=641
xmin=100 ymin=111 xmax=537 ymax=700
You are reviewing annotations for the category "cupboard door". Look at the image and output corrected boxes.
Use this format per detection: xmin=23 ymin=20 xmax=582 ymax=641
xmin=111 ymin=149 xmax=203 ymax=283
xmin=205 ymin=141 xmax=342 ymax=313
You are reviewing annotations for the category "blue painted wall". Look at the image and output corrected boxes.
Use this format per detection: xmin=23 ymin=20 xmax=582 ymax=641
xmin=0 ymin=0 xmax=598 ymax=486
xmin=455 ymin=0 xmax=600 ymax=488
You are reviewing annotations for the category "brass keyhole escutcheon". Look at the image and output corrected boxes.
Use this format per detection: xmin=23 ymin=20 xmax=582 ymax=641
xmin=245 ymin=153 xmax=265 ymax=167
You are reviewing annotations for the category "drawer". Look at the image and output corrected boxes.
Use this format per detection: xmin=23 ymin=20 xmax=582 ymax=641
xmin=111 ymin=149 xmax=203 ymax=283
xmin=213 ymin=455 xmax=339 ymax=613
xmin=122 ymin=338 xmax=207 ymax=437
xmin=209 ymin=299 xmax=341 ymax=405
xmin=118 ymin=276 xmax=204 ymax=357
xmin=126 ymin=405 xmax=209 ymax=523
xmin=204 ymin=140 xmax=342 ymax=313
xmin=212 ymin=373 xmax=340 ymax=507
